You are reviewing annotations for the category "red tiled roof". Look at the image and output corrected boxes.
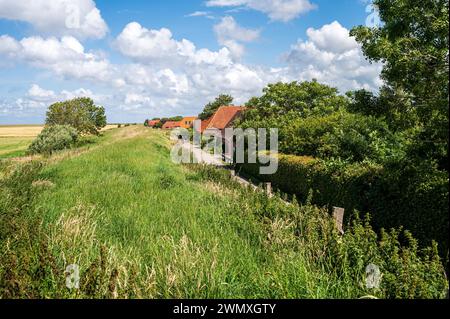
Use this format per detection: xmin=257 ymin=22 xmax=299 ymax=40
xmin=200 ymin=117 xmax=211 ymax=132
xmin=147 ymin=120 xmax=161 ymax=127
xmin=162 ymin=121 xmax=181 ymax=129
xmin=204 ymin=106 xmax=245 ymax=131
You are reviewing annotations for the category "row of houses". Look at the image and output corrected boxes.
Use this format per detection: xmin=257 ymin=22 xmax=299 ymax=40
xmin=145 ymin=106 xmax=245 ymax=133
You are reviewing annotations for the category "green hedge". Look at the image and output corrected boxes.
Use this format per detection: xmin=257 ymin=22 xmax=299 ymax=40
xmin=237 ymin=154 xmax=449 ymax=256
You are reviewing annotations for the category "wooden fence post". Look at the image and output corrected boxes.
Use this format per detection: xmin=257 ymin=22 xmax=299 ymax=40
xmin=332 ymin=207 xmax=345 ymax=235
xmin=264 ymin=182 xmax=272 ymax=197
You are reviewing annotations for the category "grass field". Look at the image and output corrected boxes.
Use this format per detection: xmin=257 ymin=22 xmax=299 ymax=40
xmin=0 ymin=125 xmax=118 ymax=159
xmin=0 ymin=126 xmax=447 ymax=299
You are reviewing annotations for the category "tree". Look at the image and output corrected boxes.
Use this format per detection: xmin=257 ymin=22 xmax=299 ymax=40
xmin=346 ymin=86 xmax=418 ymax=131
xmin=245 ymin=81 xmax=348 ymax=118
xmin=46 ymin=97 xmax=107 ymax=135
xmin=198 ymin=94 xmax=234 ymax=120
xmin=169 ymin=116 xmax=183 ymax=122
xmin=350 ymin=0 xmax=449 ymax=166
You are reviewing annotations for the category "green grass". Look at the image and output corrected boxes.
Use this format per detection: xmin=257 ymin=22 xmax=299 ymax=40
xmin=0 ymin=126 xmax=447 ymax=299
xmin=32 ymin=127 xmax=313 ymax=298
xmin=0 ymin=137 xmax=34 ymax=158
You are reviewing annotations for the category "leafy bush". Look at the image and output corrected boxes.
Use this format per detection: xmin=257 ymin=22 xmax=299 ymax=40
xmin=237 ymin=153 xmax=449 ymax=256
xmin=240 ymin=111 xmax=406 ymax=163
xmin=28 ymin=125 xmax=78 ymax=155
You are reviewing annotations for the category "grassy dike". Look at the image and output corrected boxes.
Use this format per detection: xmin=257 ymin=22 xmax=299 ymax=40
xmin=0 ymin=126 xmax=448 ymax=298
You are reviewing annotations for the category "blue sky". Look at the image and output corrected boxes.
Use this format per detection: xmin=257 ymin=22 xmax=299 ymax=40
xmin=0 ymin=0 xmax=381 ymax=124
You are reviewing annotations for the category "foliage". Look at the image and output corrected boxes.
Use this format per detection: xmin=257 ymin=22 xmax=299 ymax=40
xmin=28 ymin=125 xmax=78 ymax=155
xmin=350 ymin=0 xmax=449 ymax=166
xmin=242 ymin=80 xmax=348 ymax=119
xmin=198 ymin=94 xmax=234 ymax=120
xmin=346 ymin=86 xmax=419 ymax=131
xmin=46 ymin=97 xmax=107 ymax=135
xmin=237 ymin=153 xmax=449 ymax=257
xmin=284 ymin=112 xmax=406 ymax=162
xmin=239 ymin=85 xmax=405 ymax=163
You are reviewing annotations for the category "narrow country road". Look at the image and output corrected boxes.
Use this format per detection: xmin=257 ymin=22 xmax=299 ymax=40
xmin=180 ymin=141 xmax=225 ymax=166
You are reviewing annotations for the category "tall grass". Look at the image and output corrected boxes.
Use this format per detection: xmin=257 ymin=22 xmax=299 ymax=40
xmin=0 ymin=127 xmax=447 ymax=298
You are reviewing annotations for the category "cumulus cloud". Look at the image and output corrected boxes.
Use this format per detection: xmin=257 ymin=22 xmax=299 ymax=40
xmin=0 ymin=34 xmax=114 ymax=82
xmin=283 ymin=21 xmax=383 ymax=91
xmin=213 ymin=16 xmax=260 ymax=58
xmin=0 ymin=0 xmax=108 ymax=39
xmin=206 ymin=0 xmax=316 ymax=22
xmin=1 ymin=20 xmax=382 ymax=122
xmin=0 ymin=84 xmax=108 ymax=119
xmin=26 ymin=84 xmax=106 ymax=104
xmin=27 ymin=84 xmax=56 ymax=101
xmin=115 ymin=22 xmax=233 ymax=67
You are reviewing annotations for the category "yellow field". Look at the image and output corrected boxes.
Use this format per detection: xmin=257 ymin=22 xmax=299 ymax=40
xmin=0 ymin=124 xmax=119 ymax=158
xmin=0 ymin=125 xmax=44 ymax=137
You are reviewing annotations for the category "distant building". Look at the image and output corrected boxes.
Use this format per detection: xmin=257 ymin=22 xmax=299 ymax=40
xmin=179 ymin=116 xmax=197 ymax=129
xmin=146 ymin=119 xmax=161 ymax=127
xmin=162 ymin=121 xmax=181 ymax=130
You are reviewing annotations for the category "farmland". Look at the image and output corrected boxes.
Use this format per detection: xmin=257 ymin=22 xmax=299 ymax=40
xmin=0 ymin=125 xmax=118 ymax=159
xmin=0 ymin=125 xmax=447 ymax=299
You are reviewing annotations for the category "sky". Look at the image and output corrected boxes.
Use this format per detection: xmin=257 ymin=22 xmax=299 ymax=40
xmin=0 ymin=0 xmax=382 ymax=124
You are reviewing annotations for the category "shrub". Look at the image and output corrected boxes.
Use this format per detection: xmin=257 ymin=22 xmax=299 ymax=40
xmin=280 ymin=112 xmax=406 ymax=163
xmin=237 ymin=153 xmax=449 ymax=256
xmin=28 ymin=125 xmax=78 ymax=155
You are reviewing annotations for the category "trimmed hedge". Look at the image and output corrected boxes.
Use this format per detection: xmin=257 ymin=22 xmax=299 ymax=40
xmin=237 ymin=154 xmax=449 ymax=256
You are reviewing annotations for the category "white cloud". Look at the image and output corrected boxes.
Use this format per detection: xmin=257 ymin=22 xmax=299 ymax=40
xmin=26 ymin=84 xmax=105 ymax=104
xmin=0 ymin=35 xmax=114 ymax=82
xmin=115 ymin=22 xmax=234 ymax=67
xmin=306 ymin=21 xmax=357 ymax=53
xmin=0 ymin=0 xmax=108 ymax=39
xmin=185 ymin=11 xmax=215 ymax=19
xmin=206 ymin=0 xmax=316 ymax=22
xmin=283 ymin=21 xmax=382 ymax=91
xmin=28 ymin=84 xmax=56 ymax=101
xmin=214 ymin=16 xmax=260 ymax=58
xmin=0 ymin=84 xmax=108 ymax=119
xmin=1 ymin=20 xmax=382 ymax=122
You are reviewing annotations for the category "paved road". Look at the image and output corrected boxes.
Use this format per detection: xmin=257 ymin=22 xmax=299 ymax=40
xmin=181 ymin=142 xmax=225 ymax=166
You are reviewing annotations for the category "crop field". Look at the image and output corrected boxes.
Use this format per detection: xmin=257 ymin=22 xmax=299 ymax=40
xmin=0 ymin=125 xmax=118 ymax=159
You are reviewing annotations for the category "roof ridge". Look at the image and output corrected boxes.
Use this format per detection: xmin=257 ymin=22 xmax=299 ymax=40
xmin=205 ymin=107 xmax=221 ymax=130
